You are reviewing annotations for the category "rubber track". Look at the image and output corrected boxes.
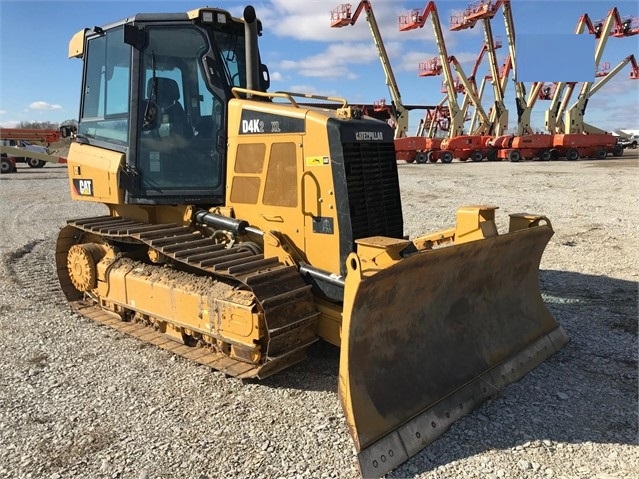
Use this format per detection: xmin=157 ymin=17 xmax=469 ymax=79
xmin=63 ymin=215 xmax=321 ymax=379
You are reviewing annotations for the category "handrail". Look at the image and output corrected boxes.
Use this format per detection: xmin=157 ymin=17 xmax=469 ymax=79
xmin=231 ymin=87 xmax=300 ymax=107
xmin=231 ymin=87 xmax=349 ymax=109
xmin=276 ymin=91 xmax=350 ymax=108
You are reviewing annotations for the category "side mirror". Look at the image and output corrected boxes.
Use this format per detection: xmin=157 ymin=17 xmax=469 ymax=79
xmin=124 ymin=24 xmax=145 ymax=49
xmin=260 ymin=63 xmax=270 ymax=91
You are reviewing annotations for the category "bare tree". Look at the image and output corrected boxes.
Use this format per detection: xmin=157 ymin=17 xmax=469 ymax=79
xmin=18 ymin=121 xmax=59 ymax=130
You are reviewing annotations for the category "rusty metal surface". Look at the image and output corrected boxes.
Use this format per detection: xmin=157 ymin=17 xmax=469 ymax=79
xmin=339 ymin=224 xmax=569 ymax=477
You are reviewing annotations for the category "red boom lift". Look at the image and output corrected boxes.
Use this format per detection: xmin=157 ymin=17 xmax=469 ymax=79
xmin=399 ymin=2 xmax=495 ymax=163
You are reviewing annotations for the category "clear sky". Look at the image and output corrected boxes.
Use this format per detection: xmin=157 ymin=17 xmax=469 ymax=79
xmin=1 ymin=0 xmax=638 ymax=134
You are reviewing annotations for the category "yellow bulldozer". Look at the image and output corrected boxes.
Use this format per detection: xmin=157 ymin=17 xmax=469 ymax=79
xmin=56 ymin=5 xmax=568 ymax=477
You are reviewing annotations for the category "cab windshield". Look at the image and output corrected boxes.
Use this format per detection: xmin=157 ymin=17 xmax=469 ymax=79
xmin=213 ymin=28 xmax=247 ymax=88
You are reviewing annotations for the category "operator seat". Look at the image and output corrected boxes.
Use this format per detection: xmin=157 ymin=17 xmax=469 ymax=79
xmin=147 ymin=77 xmax=193 ymax=139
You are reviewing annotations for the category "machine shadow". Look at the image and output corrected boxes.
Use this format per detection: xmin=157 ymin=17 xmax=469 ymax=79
xmin=260 ymin=269 xmax=637 ymax=476
xmin=253 ymin=340 xmax=341 ymax=393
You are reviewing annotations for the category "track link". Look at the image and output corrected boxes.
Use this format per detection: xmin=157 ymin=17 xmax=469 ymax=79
xmin=57 ymin=215 xmax=321 ymax=379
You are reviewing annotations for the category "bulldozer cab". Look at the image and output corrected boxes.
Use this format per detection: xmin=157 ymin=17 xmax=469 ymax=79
xmin=74 ymin=8 xmax=267 ymax=205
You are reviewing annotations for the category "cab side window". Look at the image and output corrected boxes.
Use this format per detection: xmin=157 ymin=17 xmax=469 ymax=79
xmin=137 ymin=26 xmax=223 ymax=192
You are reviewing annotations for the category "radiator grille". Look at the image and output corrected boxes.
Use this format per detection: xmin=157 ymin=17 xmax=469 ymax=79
xmin=342 ymin=141 xmax=403 ymax=241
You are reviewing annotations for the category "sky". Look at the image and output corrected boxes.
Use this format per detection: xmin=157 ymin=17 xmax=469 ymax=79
xmin=1 ymin=0 xmax=638 ymax=134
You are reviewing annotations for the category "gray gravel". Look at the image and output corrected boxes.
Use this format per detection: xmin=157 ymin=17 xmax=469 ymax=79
xmin=0 ymin=155 xmax=637 ymax=479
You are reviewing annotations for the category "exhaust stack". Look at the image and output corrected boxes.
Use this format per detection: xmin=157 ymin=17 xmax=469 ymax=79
xmin=243 ymin=6 xmax=260 ymax=97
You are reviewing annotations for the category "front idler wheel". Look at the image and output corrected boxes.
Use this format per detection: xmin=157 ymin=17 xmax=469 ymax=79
xmin=67 ymin=243 xmax=107 ymax=292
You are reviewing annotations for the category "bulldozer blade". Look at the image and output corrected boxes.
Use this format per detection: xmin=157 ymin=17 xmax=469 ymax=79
xmin=339 ymin=224 xmax=568 ymax=478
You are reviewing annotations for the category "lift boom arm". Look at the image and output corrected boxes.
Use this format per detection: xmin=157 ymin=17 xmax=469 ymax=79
xmin=498 ymin=0 xmax=533 ymax=135
xmin=565 ymin=8 xmax=627 ymax=133
xmin=568 ymin=54 xmax=638 ymax=134
xmin=447 ymin=0 xmax=529 ymax=134
xmin=479 ymin=18 xmax=507 ymax=135
xmin=331 ymin=2 xmax=408 ymax=138
xmin=400 ymin=1 xmax=486 ymax=137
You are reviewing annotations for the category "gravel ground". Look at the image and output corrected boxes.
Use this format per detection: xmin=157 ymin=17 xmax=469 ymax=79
xmin=0 ymin=153 xmax=637 ymax=479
